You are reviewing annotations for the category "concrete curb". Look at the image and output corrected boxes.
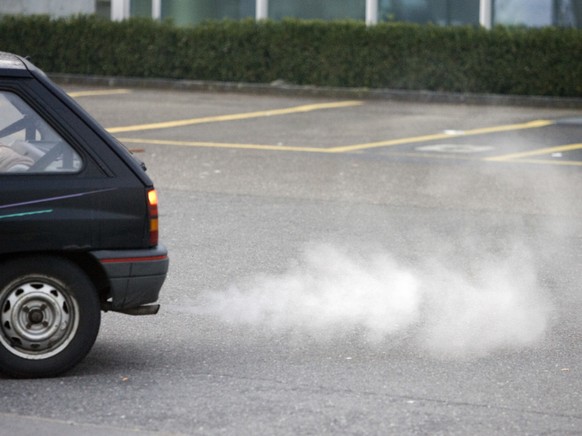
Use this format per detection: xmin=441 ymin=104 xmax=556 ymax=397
xmin=50 ymin=73 xmax=582 ymax=109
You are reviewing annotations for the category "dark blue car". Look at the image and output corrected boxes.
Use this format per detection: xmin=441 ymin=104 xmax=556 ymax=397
xmin=0 ymin=52 xmax=169 ymax=378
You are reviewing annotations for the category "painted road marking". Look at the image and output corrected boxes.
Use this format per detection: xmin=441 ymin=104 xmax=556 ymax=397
xmin=68 ymin=89 xmax=131 ymax=98
xmin=330 ymin=120 xmax=553 ymax=153
xmin=108 ymin=101 xmax=363 ymax=134
xmin=485 ymin=143 xmax=582 ymax=166
xmin=416 ymin=144 xmax=495 ymax=153
xmin=120 ymin=119 xmax=554 ymax=154
xmin=117 ymin=115 xmax=578 ymax=166
xmin=501 ymin=158 xmax=582 ymax=166
xmin=119 ymin=138 xmax=330 ymax=153
xmin=485 ymin=143 xmax=582 ymax=161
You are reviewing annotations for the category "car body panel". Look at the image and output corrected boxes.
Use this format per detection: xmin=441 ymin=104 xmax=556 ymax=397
xmin=0 ymin=52 xmax=168 ymax=311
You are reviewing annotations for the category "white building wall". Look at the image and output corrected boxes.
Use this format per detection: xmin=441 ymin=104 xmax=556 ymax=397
xmin=0 ymin=0 xmax=95 ymax=17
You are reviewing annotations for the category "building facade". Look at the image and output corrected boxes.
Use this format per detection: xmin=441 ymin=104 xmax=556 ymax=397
xmin=1 ymin=0 xmax=580 ymax=28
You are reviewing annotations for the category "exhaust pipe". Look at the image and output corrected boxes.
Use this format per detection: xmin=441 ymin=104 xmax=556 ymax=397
xmin=103 ymin=303 xmax=160 ymax=316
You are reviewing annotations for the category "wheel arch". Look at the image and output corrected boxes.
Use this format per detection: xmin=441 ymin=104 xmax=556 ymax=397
xmin=0 ymin=251 xmax=110 ymax=307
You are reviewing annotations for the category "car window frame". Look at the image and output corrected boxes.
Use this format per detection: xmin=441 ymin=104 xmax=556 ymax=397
xmin=0 ymin=80 xmax=87 ymax=177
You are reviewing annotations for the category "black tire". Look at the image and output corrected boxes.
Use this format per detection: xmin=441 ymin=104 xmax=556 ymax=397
xmin=0 ymin=256 xmax=101 ymax=378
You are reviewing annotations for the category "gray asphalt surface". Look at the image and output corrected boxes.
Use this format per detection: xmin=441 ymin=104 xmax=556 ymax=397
xmin=1 ymin=87 xmax=581 ymax=435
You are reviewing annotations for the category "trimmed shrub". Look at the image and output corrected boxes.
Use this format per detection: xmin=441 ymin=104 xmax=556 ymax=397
xmin=0 ymin=15 xmax=580 ymax=97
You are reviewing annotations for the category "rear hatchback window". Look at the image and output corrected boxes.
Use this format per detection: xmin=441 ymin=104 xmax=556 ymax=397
xmin=0 ymin=90 xmax=82 ymax=173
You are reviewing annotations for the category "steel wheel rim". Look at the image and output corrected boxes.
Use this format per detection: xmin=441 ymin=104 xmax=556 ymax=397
xmin=0 ymin=279 xmax=80 ymax=360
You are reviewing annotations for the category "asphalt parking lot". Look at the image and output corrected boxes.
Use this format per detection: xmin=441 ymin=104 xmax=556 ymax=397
xmin=77 ymin=86 xmax=582 ymax=217
xmin=71 ymin=87 xmax=582 ymax=166
xmin=2 ymin=86 xmax=582 ymax=435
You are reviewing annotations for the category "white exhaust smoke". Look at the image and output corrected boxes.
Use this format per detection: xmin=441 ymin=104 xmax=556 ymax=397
xmin=196 ymin=243 xmax=553 ymax=358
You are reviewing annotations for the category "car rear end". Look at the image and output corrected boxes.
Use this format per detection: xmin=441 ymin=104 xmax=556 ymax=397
xmin=28 ymin=61 xmax=170 ymax=315
xmin=0 ymin=52 xmax=169 ymax=378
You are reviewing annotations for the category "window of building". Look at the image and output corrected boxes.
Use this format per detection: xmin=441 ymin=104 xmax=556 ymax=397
xmin=554 ymin=0 xmax=580 ymax=26
xmin=494 ymin=0 xmax=552 ymax=26
xmin=96 ymin=0 xmax=112 ymax=19
xmin=131 ymin=0 xmax=152 ymax=17
xmin=379 ymin=0 xmax=480 ymax=25
xmin=494 ymin=0 xmax=580 ymax=27
xmin=160 ymin=0 xmax=255 ymax=25
xmin=269 ymin=0 xmax=364 ymax=21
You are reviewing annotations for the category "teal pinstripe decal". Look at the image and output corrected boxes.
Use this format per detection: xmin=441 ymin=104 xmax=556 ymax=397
xmin=0 ymin=209 xmax=53 ymax=220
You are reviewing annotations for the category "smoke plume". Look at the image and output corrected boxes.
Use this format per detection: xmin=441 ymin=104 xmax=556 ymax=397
xmin=196 ymin=242 xmax=553 ymax=358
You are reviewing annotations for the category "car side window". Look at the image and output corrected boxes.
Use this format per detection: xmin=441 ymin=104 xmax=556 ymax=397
xmin=0 ymin=90 xmax=82 ymax=173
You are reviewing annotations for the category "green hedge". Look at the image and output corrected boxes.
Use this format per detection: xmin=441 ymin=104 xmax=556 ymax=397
xmin=1 ymin=15 xmax=580 ymax=97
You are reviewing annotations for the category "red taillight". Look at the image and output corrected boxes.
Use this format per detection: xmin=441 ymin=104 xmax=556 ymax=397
xmin=147 ymin=189 xmax=159 ymax=246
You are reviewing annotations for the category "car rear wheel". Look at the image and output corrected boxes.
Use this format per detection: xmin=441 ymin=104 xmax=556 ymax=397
xmin=0 ymin=256 xmax=101 ymax=378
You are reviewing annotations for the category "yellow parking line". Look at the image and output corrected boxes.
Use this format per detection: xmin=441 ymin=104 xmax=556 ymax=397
xmin=329 ymin=132 xmax=454 ymax=152
xmin=330 ymin=119 xmax=554 ymax=153
xmin=118 ymin=118 xmax=562 ymax=160
xmin=485 ymin=143 xmax=582 ymax=161
xmin=119 ymin=137 xmax=331 ymax=153
xmin=68 ymin=89 xmax=131 ymax=98
xmin=118 ymin=137 xmax=582 ymax=165
xmin=108 ymin=100 xmax=363 ymax=134
xmin=454 ymin=119 xmax=553 ymax=135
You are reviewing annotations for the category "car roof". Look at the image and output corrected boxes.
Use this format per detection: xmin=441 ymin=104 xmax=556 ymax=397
xmin=0 ymin=52 xmax=33 ymax=77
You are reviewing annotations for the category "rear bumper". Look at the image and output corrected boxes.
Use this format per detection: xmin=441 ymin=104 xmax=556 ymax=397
xmin=90 ymin=245 xmax=169 ymax=311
